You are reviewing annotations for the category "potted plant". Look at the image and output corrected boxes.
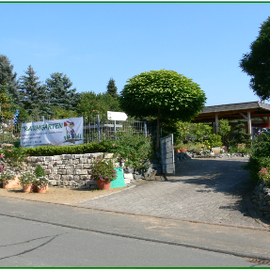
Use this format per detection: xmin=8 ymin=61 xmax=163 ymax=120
xmin=33 ymin=164 xmax=46 ymax=192
xmin=35 ymin=176 xmax=49 ymax=193
xmin=91 ymin=157 xmax=117 ymax=190
xmin=0 ymin=169 xmax=18 ymax=189
xmin=19 ymin=171 xmax=37 ymax=193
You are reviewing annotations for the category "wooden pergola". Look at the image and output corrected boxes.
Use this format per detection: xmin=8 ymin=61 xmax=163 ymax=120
xmin=193 ymin=101 xmax=270 ymax=136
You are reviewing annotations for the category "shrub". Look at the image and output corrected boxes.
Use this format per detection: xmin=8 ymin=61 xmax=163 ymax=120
xmin=91 ymin=157 xmax=117 ymax=182
xmin=105 ymin=132 xmax=153 ymax=170
xmin=35 ymin=164 xmax=46 ymax=178
xmin=0 ymin=169 xmax=16 ymax=183
xmin=204 ymin=134 xmax=222 ymax=149
xmin=258 ymin=167 xmax=270 ymax=187
xmin=0 ymin=147 xmax=30 ymax=168
xmin=244 ymin=133 xmax=270 ymax=183
xmin=19 ymin=171 xmax=37 ymax=186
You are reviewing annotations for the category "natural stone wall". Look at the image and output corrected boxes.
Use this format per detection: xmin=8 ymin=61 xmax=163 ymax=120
xmin=252 ymin=181 xmax=270 ymax=221
xmin=23 ymin=152 xmax=109 ymax=189
xmin=2 ymin=152 xmax=158 ymax=189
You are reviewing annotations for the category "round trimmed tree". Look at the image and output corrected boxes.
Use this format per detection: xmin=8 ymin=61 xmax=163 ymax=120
xmin=120 ymin=69 xmax=206 ymax=151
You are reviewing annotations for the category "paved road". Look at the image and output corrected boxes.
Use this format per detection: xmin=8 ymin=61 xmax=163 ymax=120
xmin=75 ymin=157 xmax=269 ymax=230
xmin=1 ymin=214 xmax=266 ymax=267
xmin=1 ymin=157 xmax=270 ymax=263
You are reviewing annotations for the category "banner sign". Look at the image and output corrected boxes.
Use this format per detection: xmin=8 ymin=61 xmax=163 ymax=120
xmin=20 ymin=117 xmax=83 ymax=148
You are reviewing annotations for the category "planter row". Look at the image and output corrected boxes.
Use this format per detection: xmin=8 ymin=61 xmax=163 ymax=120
xmin=1 ymin=177 xmax=48 ymax=193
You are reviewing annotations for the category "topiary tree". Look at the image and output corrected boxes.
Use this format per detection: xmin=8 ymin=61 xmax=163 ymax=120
xmin=120 ymin=70 xmax=206 ymax=151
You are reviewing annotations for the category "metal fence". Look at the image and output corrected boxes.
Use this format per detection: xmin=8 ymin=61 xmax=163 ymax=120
xmin=0 ymin=113 xmax=157 ymax=146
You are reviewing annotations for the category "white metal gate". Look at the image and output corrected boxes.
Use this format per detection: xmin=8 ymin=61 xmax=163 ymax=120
xmin=160 ymin=134 xmax=175 ymax=175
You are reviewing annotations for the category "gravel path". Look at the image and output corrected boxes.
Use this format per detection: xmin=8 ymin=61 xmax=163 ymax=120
xmin=75 ymin=157 xmax=267 ymax=229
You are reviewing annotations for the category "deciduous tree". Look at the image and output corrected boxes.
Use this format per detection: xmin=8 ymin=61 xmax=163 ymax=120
xmin=240 ymin=16 xmax=270 ymax=100
xmin=77 ymin=91 xmax=121 ymax=117
xmin=120 ymin=70 xmax=206 ymax=150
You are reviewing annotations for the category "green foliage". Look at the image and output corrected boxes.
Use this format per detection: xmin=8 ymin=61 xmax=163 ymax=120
xmin=0 ymin=169 xmax=16 ymax=183
xmin=19 ymin=171 xmax=37 ymax=186
xmin=218 ymin=119 xmax=231 ymax=145
xmin=91 ymin=157 xmax=117 ymax=182
xmin=120 ymin=70 xmax=206 ymax=151
xmin=258 ymin=167 xmax=270 ymax=187
xmin=0 ymin=91 xmax=15 ymax=120
xmin=0 ymin=147 xmax=29 ymax=168
xmin=77 ymin=91 xmax=121 ymax=116
xmin=0 ymin=55 xmax=21 ymax=107
xmin=35 ymin=164 xmax=46 ymax=178
xmin=106 ymin=78 xmax=118 ymax=98
xmin=105 ymin=132 xmax=153 ymax=170
xmin=18 ymin=65 xmax=48 ymax=115
xmin=187 ymin=142 xmax=203 ymax=154
xmin=51 ymin=106 xmax=78 ymax=119
xmin=240 ymin=16 xmax=270 ymax=101
xmin=204 ymin=134 xmax=222 ymax=149
xmin=230 ymin=122 xmax=251 ymax=145
xmin=46 ymin=72 xmax=79 ymax=112
xmin=244 ymin=133 xmax=270 ymax=183
xmin=175 ymin=122 xmax=212 ymax=144
xmin=35 ymin=175 xmax=49 ymax=188
xmin=120 ymin=69 xmax=206 ymax=121
xmin=23 ymin=142 xmax=107 ymax=157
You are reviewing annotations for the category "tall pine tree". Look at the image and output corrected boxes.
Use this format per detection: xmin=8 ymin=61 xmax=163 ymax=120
xmin=19 ymin=65 xmax=48 ymax=115
xmin=46 ymin=72 xmax=79 ymax=111
xmin=0 ymin=55 xmax=21 ymax=108
xmin=106 ymin=78 xmax=118 ymax=98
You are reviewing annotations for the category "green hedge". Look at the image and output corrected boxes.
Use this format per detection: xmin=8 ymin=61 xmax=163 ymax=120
xmin=1 ymin=142 xmax=109 ymax=157
xmin=0 ymin=134 xmax=154 ymax=171
xmin=244 ymin=133 xmax=270 ymax=183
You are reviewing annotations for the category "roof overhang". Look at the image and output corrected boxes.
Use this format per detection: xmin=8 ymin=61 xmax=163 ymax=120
xmin=193 ymin=101 xmax=270 ymax=123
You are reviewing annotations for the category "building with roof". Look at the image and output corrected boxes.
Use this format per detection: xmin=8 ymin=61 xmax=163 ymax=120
xmin=193 ymin=101 xmax=270 ymax=137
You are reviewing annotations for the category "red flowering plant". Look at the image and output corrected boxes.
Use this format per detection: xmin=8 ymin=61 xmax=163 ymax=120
xmin=258 ymin=167 xmax=270 ymax=186
xmin=0 ymin=147 xmax=30 ymax=169
xmin=91 ymin=157 xmax=117 ymax=183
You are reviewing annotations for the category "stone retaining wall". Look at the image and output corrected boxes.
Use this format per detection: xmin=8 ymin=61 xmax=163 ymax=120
xmin=252 ymin=181 xmax=270 ymax=221
xmin=2 ymin=152 xmax=157 ymax=189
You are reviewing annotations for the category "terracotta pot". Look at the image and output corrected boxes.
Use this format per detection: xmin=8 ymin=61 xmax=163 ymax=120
xmin=23 ymin=183 xmax=33 ymax=193
xmin=181 ymin=147 xmax=188 ymax=153
xmin=96 ymin=180 xmax=111 ymax=190
xmin=32 ymin=185 xmax=38 ymax=192
xmin=2 ymin=175 xmax=21 ymax=189
xmin=37 ymin=185 xmax=47 ymax=194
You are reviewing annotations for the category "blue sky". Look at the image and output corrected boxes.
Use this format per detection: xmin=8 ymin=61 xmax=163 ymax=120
xmin=1 ymin=2 xmax=270 ymax=106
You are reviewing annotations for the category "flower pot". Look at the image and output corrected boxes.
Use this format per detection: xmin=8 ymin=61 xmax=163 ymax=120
xmin=96 ymin=180 xmax=111 ymax=190
xmin=23 ymin=183 xmax=33 ymax=193
xmin=2 ymin=175 xmax=21 ymax=189
xmin=37 ymin=185 xmax=47 ymax=194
